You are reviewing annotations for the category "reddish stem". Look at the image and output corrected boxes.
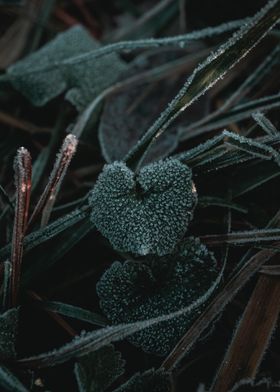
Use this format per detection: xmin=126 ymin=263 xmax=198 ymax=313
xmin=10 ymin=148 xmax=32 ymax=307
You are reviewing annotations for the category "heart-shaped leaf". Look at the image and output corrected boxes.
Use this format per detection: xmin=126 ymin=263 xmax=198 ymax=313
xmin=97 ymin=238 xmax=218 ymax=355
xmin=89 ymin=159 xmax=197 ymax=256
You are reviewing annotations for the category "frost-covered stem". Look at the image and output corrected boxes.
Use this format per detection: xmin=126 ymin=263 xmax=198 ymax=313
xmin=28 ymin=134 xmax=78 ymax=228
xmin=10 ymin=148 xmax=32 ymax=307
xmin=211 ymin=274 xmax=280 ymax=392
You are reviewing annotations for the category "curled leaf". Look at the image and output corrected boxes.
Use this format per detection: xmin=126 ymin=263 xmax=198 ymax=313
xmin=89 ymin=159 xmax=197 ymax=256
xmin=97 ymin=238 xmax=218 ymax=355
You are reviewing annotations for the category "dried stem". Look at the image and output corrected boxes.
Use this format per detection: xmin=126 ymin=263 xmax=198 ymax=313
xmin=161 ymin=245 xmax=279 ymax=371
xmin=10 ymin=147 xmax=32 ymax=307
xmin=211 ymin=274 xmax=280 ymax=392
xmin=28 ymin=134 xmax=78 ymax=228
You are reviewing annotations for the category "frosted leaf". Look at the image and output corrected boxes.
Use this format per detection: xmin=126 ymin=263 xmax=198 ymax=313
xmin=0 ymin=308 xmax=19 ymax=360
xmin=97 ymin=238 xmax=218 ymax=356
xmin=0 ymin=366 xmax=28 ymax=392
xmin=74 ymin=345 xmax=125 ymax=392
xmin=113 ymin=369 xmax=172 ymax=392
xmin=7 ymin=26 xmax=127 ymax=111
xmin=89 ymin=159 xmax=197 ymax=256
xmin=98 ymin=52 xmax=209 ymax=164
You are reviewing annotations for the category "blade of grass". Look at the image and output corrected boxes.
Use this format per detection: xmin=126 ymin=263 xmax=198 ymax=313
xmin=211 ymin=274 xmax=280 ymax=392
xmin=124 ymin=0 xmax=280 ymax=170
xmin=201 ymin=228 xmax=280 ymax=246
xmin=38 ymin=301 xmax=108 ymax=327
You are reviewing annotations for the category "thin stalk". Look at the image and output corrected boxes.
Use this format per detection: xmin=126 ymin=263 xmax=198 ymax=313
xmin=10 ymin=148 xmax=32 ymax=307
xmin=28 ymin=134 xmax=78 ymax=228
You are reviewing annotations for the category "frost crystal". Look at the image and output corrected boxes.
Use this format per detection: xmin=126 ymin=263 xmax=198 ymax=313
xmin=97 ymin=238 xmax=218 ymax=356
xmin=89 ymin=159 xmax=197 ymax=256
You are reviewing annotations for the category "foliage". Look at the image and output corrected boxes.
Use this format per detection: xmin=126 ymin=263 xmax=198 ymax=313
xmin=89 ymin=159 xmax=197 ymax=256
xmin=97 ymin=238 xmax=218 ymax=355
xmin=0 ymin=0 xmax=279 ymax=391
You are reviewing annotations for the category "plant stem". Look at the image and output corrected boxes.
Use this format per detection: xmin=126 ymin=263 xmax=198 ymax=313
xmin=10 ymin=148 xmax=32 ymax=307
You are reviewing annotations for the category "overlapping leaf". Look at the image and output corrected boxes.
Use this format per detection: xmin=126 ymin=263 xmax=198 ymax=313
xmin=97 ymin=238 xmax=218 ymax=355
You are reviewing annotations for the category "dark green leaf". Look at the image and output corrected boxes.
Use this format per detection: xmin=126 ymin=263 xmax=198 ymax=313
xmin=97 ymin=238 xmax=219 ymax=355
xmin=89 ymin=159 xmax=197 ymax=256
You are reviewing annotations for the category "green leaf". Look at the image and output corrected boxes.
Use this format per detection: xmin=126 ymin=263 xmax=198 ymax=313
xmin=113 ymin=369 xmax=172 ymax=392
xmin=0 ymin=366 xmax=28 ymax=392
xmin=0 ymin=308 xmax=19 ymax=360
xmin=89 ymin=159 xmax=197 ymax=256
xmin=97 ymin=238 xmax=218 ymax=355
xmin=124 ymin=0 xmax=280 ymax=170
xmin=74 ymin=345 xmax=125 ymax=392
xmin=7 ymin=26 xmax=127 ymax=111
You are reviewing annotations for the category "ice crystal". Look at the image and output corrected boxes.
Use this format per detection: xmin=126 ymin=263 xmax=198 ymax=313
xmin=97 ymin=238 xmax=218 ymax=355
xmin=89 ymin=159 xmax=197 ymax=256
